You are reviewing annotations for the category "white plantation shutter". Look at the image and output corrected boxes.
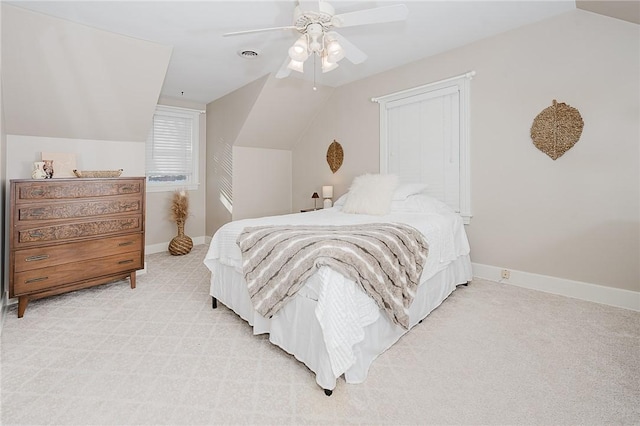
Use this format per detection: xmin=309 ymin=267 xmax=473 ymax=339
xmin=146 ymin=106 xmax=200 ymax=189
xmin=386 ymin=87 xmax=460 ymax=211
xmin=376 ymin=72 xmax=473 ymax=224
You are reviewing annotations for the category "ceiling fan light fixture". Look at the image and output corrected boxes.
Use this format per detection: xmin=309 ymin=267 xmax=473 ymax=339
xmin=321 ymin=55 xmax=339 ymax=73
xmin=287 ymin=59 xmax=305 ymax=73
xmin=325 ymin=39 xmax=344 ymax=63
xmin=288 ymin=36 xmax=309 ymax=62
xmin=308 ymin=37 xmax=323 ymax=53
xmin=306 ymin=23 xmax=325 ymax=53
xmin=226 ymin=1 xmax=409 ymax=82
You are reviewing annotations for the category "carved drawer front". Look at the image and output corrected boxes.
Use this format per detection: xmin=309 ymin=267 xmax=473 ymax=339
xmin=14 ymin=251 xmax=143 ymax=295
xmin=15 ymin=179 xmax=142 ymax=202
xmin=14 ymin=234 xmax=143 ymax=273
xmin=16 ymin=215 xmax=142 ymax=246
xmin=17 ymin=197 xmax=142 ymax=222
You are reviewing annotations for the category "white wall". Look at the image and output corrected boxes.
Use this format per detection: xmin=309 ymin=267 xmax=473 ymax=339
xmin=6 ymin=136 xmax=145 ymax=179
xmin=0 ymin=1 xmax=7 ymax=325
xmin=232 ymin=146 xmax=292 ymax=221
xmin=234 ymin=75 xmax=333 ymax=150
xmin=292 ymin=10 xmax=639 ymax=294
xmin=205 ymin=76 xmax=267 ymax=237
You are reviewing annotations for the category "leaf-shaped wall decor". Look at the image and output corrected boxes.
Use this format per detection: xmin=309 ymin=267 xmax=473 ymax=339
xmin=530 ymin=100 xmax=584 ymax=160
xmin=326 ymin=140 xmax=344 ymax=173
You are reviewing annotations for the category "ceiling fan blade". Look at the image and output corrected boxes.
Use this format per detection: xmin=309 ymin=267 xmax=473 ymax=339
xmin=329 ymin=32 xmax=367 ymax=64
xmin=332 ymin=4 xmax=408 ymax=28
xmin=223 ymin=25 xmax=297 ymax=37
xmin=275 ymin=57 xmax=293 ymax=79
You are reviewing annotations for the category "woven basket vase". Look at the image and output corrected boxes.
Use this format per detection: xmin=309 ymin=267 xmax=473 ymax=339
xmin=168 ymin=220 xmax=193 ymax=256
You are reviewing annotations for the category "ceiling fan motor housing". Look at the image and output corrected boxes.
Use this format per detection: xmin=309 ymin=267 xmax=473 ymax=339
xmin=293 ymin=1 xmax=335 ymax=31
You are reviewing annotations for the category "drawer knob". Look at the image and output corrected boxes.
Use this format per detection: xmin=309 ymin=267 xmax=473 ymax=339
xmin=25 ymin=276 xmax=48 ymax=284
xmin=25 ymin=254 xmax=49 ymax=262
xmin=31 ymin=189 xmax=44 ymax=196
xmin=118 ymin=241 xmax=134 ymax=247
xmin=118 ymin=259 xmax=134 ymax=265
xmin=29 ymin=232 xmax=44 ymax=238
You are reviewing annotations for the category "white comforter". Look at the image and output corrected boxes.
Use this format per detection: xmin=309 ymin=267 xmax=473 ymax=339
xmin=204 ymin=205 xmax=470 ymax=379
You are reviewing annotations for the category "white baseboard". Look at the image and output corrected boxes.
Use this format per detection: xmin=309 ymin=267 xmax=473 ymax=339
xmin=472 ymin=263 xmax=640 ymax=312
xmin=145 ymin=236 xmax=207 ymax=255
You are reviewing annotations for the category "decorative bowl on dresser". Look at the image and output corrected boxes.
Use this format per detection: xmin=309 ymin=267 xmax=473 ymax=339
xmin=9 ymin=177 xmax=146 ymax=317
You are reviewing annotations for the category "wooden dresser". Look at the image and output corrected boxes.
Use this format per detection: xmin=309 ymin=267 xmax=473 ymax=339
xmin=9 ymin=177 xmax=146 ymax=317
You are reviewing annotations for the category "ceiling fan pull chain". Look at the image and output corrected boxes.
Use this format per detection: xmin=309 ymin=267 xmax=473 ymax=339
xmin=313 ymin=54 xmax=317 ymax=91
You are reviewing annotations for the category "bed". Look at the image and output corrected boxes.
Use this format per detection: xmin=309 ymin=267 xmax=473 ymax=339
xmin=203 ymin=178 xmax=472 ymax=394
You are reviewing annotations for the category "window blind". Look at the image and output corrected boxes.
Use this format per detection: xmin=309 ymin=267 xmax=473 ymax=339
xmin=146 ymin=108 xmax=196 ymax=184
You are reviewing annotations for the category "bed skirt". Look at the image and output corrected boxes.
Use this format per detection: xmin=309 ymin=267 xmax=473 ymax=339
xmin=209 ymin=254 xmax=472 ymax=391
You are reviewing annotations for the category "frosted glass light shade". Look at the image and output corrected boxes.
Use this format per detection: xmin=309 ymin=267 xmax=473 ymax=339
xmin=322 ymin=185 xmax=333 ymax=198
xmin=287 ymin=59 xmax=304 ymax=73
xmin=325 ymin=39 xmax=344 ymax=63
xmin=288 ymin=36 xmax=309 ymax=62
xmin=321 ymin=56 xmax=338 ymax=73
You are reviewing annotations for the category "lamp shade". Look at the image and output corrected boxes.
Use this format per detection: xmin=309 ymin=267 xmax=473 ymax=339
xmin=288 ymin=36 xmax=309 ymax=62
xmin=311 ymin=192 xmax=319 ymax=199
xmin=287 ymin=59 xmax=304 ymax=73
xmin=325 ymin=39 xmax=344 ymax=63
xmin=321 ymin=55 xmax=339 ymax=73
xmin=322 ymin=186 xmax=333 ymax=199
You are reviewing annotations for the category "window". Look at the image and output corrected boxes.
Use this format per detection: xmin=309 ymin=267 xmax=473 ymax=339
xmin=145 ymin=105 xmax=200 ymax=192
xmin=375 ymin=71 xmax=473 ymax=224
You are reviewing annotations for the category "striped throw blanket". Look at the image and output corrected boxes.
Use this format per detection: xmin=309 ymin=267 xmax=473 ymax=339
xmin=236 ymin=223 xmax=429 ymax=329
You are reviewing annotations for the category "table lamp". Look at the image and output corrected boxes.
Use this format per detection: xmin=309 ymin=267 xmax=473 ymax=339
xmin=322 ymin=186 xmax=333 ymax=208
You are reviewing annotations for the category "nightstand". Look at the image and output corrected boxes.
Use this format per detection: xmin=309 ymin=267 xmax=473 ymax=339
xmin=300 ymin=208 xmax=322 ymax=212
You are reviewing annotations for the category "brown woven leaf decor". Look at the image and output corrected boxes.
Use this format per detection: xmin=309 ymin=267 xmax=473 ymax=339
xmin=530 ymin=100 xmax=584 ymax=160
xmin=326 ymin=140 xmax=344 ymax=173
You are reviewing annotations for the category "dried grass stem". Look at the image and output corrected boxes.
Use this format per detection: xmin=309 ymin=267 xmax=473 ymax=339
xmin=171 ymin=190 xmax=189 ymax=223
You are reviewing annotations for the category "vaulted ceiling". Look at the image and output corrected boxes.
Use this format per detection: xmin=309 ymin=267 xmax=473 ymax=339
xmin=5 ymin=1 xmax=638 ymax=105
xmin=4 ymin=1 xmax=580 ymax=104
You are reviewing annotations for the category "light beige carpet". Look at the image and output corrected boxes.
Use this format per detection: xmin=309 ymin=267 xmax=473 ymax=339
xmin=1 ymin=244 xmax=638 ymax=425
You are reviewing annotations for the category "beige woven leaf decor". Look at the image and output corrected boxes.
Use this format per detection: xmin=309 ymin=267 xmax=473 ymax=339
xmin=530 ymin=100 xmax=584 ymax=160
xmin=326 ymin=140 xmax=344 ymax=173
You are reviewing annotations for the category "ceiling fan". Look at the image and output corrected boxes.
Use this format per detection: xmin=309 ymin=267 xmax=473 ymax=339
xmin=224 ymin=1 xmax=409 ymax=80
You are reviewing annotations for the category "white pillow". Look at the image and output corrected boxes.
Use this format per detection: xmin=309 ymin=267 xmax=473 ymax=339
xmin=341 ymin=173 xmax=399 ymax=215
xmin=390 ymin=193 xmax=454 ymax=214
xmin=392 ymin=183 xmax=429 ymax=200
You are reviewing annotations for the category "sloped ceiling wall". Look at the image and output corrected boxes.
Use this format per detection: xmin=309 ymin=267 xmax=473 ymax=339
xmin=234 ymin=75 xmax=333 ymax=150
xmin=576 ymin=0 xmax=640 ymax=25
xmin=1 ymin=4 xmax=172 ymax=142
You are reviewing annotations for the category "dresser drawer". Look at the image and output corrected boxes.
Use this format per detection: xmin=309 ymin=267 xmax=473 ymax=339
xmin=14 ymin=234 xmax=142 ymax=273
xmin=14 ymin=251 xmax=143 ymax=295
xmin=14 ymin=179 xmax=143 ymax=202
xmin=14 ymin=215 xmax=142 ymax=247
xmin=16 ymin=197 xmax=142 ymax=222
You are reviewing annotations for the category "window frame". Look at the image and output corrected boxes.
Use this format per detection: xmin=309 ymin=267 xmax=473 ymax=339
xmin=145 ymin=105 xmax=201 ymax=193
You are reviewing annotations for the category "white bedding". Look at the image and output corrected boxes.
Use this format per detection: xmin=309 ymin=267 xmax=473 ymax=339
xmin=204 ymin=203 xmax=472 ymax=391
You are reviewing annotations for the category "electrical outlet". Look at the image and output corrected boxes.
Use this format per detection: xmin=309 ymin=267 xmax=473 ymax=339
xmin=501 ymin=269 xmax=510 ymax=279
